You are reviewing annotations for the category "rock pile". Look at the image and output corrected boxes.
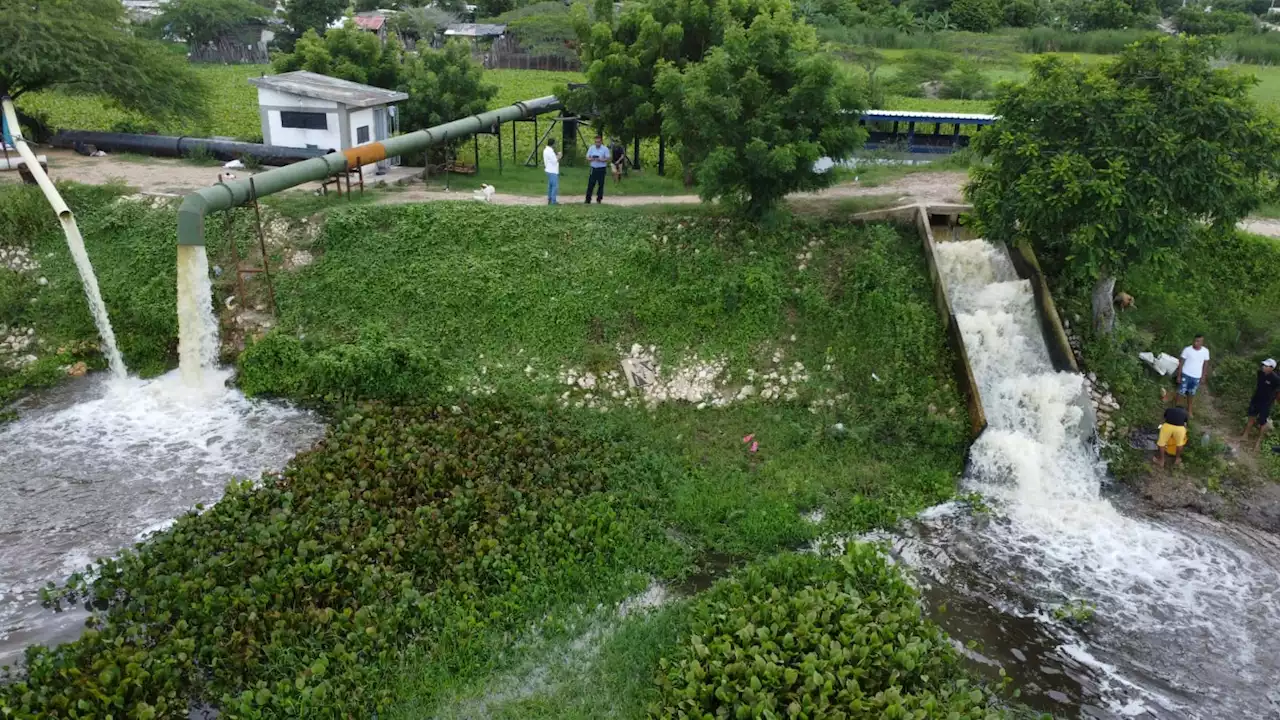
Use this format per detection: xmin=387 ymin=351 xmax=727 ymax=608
xmin=0 ymin=245 xmax=39 ymax=273
xmin=0 ymin=325 xmax=38 ymax=370
xmin=1084 ymin=371 xmax=1121 ymax=440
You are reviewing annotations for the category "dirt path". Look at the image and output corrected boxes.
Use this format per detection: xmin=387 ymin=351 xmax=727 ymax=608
xmin=3 ymin=149 xmax=971 ymax=207
xmin=377 ymin=171 xmax=971 ymax=207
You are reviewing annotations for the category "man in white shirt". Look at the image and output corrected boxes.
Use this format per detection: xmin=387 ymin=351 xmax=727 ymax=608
xmin=1174 ymin=334 xmax=1211 ymax=418
xmin=543 ymin=139 xmax=561 ymax=205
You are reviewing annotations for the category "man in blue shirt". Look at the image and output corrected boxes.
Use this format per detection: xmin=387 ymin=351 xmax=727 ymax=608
xmin=585 ymin=134 xmax=610 ymax=204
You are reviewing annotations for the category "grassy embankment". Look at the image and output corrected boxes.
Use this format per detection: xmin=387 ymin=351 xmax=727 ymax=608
xmin=1048 ymin=227 xmax=1280 ymax=500
xmin=0 ymin=184 xmax=1014 ymax=717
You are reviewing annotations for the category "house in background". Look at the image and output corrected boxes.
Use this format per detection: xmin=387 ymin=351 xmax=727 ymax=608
xmin=248 ymin=71 xmax=408 ymax=175
xmin=353 ymin=11 xmax=390 ymax=44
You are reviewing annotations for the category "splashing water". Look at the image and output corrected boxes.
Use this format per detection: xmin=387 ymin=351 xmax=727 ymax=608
xmin=923 ymin=240 xmax=1280 ymax=718
xmin=61 ymin=216 xmax=127 ymax=378
xmin=176 ymin=245 xmax=220 ymax=385
xmin=0 ymin=370 xmax=324 ymax=665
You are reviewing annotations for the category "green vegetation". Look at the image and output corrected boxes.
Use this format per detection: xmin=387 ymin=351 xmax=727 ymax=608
xmin=1067 ymin=226 xmax=1280 ymax=486
xmin=1050 ymin=598 xmax=1096 ymax=625
xmin=967 ymin=37 xmax=1280 ymax=330
xmin=0 ymin=183 xmax=998 ymax=715
xmin=656 ymin=5 xmax=865 ymax=213
xmin=2 ymin=403 xmax=672 ymax=717
xmin=151 ymin=0 xmax=270 ymax=47
xmin=656 ymin=548 xmax=1006 ymax=718
xmin=0 ymin=0 xmax=206 ymax=136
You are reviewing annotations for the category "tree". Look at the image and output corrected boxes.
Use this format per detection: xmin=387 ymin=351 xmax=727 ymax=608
xmin=570 ymin=0 xmax=788 ymax=144
xmin=1060 ymin=0 xmax=1157 ymax=30
xmin=1173 ymin=5 xmax=1257 ymax=34
xmin=949 ymin=0 xmax=1001 ymax=30
xmin=282 ymin=0 xmax=348 ymax=48
xmin=656 ymin=7 xmax=865 ymax=215
xmin=0 ymin=0 xmax=206 ymax=134
xmin=273 ymin=22 xmax=404 ymax=89
xmin=966 ymin=37 xmax=1280 ymax=332
xmin=155 ymin=0 xmax=269 ymax=47
xmin=398 ymin=40 xmax=498 ymax=162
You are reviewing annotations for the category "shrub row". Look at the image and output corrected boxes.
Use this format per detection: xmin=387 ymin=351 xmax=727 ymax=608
xmin=653 ymin=546 xmax=1006 ymax=718
xmin=0 ymin=403 xmax=654 ymax=718
xmin=237 ymin=333 xmax=445 ymax=403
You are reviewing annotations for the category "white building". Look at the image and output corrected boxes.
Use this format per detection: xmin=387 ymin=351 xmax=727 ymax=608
xmin=248 ymin=71 xmax=408 ymax=175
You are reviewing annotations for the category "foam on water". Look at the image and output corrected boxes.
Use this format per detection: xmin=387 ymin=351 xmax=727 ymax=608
xmin=931 ymin=240 xmax=1280 ymax=718
xmin=0 ymin=369 xmax=323 ymax=664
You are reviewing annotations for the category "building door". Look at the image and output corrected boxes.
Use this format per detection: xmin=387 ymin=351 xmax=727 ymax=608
xmin=374 ymin=107 xmax=393 ymax=173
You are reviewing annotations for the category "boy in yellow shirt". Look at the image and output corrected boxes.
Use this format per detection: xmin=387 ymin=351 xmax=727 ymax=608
xmin=1154 ymin=406 xmax=1188 ymax=467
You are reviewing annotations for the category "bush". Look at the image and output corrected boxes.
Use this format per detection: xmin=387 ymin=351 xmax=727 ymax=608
xmin=1003 ymin=0 xmax=1048 ymax=27
xmin=237 ymin=332 xmax=445 ymax=402
xmin=654 ymin=546 xmax=1006 ymax=718
xmin=950 ymin=0 xmax=1002 ymax=31
xmin=941 ymin=63 xmax=994 ymax=98
xmin=1 ymin=403 xmax=652 ymax=717
xmin=1173 ymin=6 xmax=1257 ymax=35
xmin=1224 ymin=31 xmax=1280 ymax=64
xmin=1014 ymin=27 xmax=1158 ymax=53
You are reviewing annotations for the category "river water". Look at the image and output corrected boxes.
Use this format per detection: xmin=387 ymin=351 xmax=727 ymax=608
xmin=894 ymin=240 xmax=1280 ymax=719
xmin=0 ymin=370 xmax=323 ymax=666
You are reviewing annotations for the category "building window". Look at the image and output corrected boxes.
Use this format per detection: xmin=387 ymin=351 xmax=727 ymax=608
xmin=280 ymin=111 xmax=327 ymax=130
xmin=356 ymin=125 xmax=370 ymax=144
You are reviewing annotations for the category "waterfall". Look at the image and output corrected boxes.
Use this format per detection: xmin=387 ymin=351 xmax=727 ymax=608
xmin=176 ymin=245 xmax=220 ymax=386
xmin=60 ymin=215 xmax=127 ymax=379
xmin=932 ymin=239 xmax=1280 ymax=718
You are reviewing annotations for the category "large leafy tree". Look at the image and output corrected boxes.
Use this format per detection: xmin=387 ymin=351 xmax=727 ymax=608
xmin=155 ymin=0 xmax=269 ymax=46
xmin=966 ymin=37 xmax=1280 ymax=331
xmin=569 ymin=0 xmax=788 ymax=143
xmin=656 ymin=7 xmax=865 ymax=216
xmin=281 ymin=0 xmax=348 ymax=48
xmin=398 ymin=40 xmax=498 ymax=162
xmin=0 ymin=0 xmax=207 ymax=133
xmin=273 ymin=22 xmax=404 ymax=89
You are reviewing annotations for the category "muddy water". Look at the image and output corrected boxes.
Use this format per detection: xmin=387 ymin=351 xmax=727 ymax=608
xmin=886 ymin=240 xmax=1280 ymax=719
xmin=0 ymin=371 xmax=323 ymax=665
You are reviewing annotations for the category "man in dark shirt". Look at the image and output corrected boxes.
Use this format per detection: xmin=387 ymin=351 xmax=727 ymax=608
xmin=1241 ymin=358 xmax=1280 ymax=451
xmin=610 ymin=139 xmax=627 ymax=184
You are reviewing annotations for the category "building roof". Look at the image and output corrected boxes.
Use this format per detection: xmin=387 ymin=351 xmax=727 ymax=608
xmin=444 ymin=23 xmax=507 ymax=37
xmin=353 ymin=13 xmax=387 ymax=31
xmin=859 ymin=109 xmax=998 ymax=125
xmin=248 ymin=71 xmax=408 ymax=108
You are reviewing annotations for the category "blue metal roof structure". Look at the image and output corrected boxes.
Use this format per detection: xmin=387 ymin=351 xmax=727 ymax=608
xmin=860 ymin=109 xmax=998 ymax=125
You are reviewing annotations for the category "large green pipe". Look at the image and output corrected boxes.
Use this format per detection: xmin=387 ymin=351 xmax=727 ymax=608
xmin=176 ymin=95 xmax=562 ymax=246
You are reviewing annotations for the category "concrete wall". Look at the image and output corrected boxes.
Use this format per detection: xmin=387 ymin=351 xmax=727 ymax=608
xmin=348 ymin=108 xmax=375 ymax=149
xmin=1007 ymin=239 xmax=1080 ymax=374
xmin=256 ymin=88 xmax=341 ymax=150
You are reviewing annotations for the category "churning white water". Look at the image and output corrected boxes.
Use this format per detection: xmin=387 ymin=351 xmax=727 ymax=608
xmin=60 ymin=217 xmax=127 ymax=378
xmin=0 ymin=370 xmax=323 ymax=665
xmin=927 ymin=240 xmax=1280 ymax=719
xmin=176 ymin=244 xmax=221 ymax=385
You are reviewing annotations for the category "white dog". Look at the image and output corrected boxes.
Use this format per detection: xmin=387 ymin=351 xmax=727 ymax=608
xmin=472 ymin=184 xmax=495 ymax=202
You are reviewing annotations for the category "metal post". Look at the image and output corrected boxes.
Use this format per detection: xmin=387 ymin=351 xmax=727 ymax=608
xmin=249 ymin=177 xmax=278 ymax=316
xmin=633 ymin=137 xmax=640 ymax=170
xmin=473 ymin=134 xmax=479 ymax=172
xmin=357 ymin=156 xmax=364 ymax=194
xmin=658 ymin=135 xmax=665 ymax=176
xmin=512 ymin=120 xmax=517 ymax=165
xmin=497 ymin=123 xmax=503 ymax=174
xmin=226 ymin=211 xmax=246 ymax=310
